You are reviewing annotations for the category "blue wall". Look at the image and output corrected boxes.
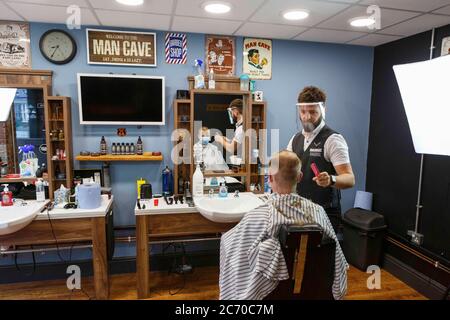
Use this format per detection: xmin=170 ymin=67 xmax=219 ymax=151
xmin=1 ymin=22 xmax=373 ymax=266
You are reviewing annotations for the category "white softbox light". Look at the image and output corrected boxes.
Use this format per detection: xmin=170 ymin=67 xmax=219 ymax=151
xmin=0 ymin=88 xmax=16 ymax=122
xmin=393 ymin=54 xmax=450 ymax=156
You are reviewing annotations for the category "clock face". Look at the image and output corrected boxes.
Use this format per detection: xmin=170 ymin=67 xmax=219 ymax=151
xmin=39 ymin=30 xmax=77 ymax=64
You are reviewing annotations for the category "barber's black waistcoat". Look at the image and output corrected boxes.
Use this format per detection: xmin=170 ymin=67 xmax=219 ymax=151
xmin=292 ymin=125 xmax=341 ymax=210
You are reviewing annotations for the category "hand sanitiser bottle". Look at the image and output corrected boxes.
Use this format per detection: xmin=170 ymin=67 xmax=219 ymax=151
xmin=36 ymin=178 xmax=45 ymax=202
xmin=1 ymin=184 xmax=13 ymax=206
xmin=218 ymin=183 xmax=228 ymax=198
xmin=193 ymin=164 xmax=204 ymax=197
xmin=208 ymin=68 xmax=215 ymax=90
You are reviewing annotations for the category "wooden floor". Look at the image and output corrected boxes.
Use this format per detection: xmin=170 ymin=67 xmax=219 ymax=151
xmin=0 ymin=265 xmax=426 ymax=300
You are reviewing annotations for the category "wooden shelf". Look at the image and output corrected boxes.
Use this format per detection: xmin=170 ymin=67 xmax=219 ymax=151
xmin=0 ymin=177 xmax=48 ymax=183
xmin=203 ymin=170 xmax=246 ymax=178
xmin=191 ymin=89 xmax=250 ymax=95
xmin=76 ymin=152 xmax=163 ymax=162
xmin=44 ymin=95 xmax=73 ymax=199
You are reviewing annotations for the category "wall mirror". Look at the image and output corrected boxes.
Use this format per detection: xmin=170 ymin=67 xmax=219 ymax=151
xmin=0 ymin=88 xmax=47 ymax=176
xmin=192 ymin=92 xmax=250 ymax=192
xmin=0 ymin=69 xmax=52 ymax=197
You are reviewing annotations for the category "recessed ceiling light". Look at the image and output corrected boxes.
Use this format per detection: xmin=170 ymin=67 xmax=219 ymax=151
xmin=116 ymin=0 xmax=144 ymax=6
xmin=202 ymin=1 xmax=232 ymax=14
xmin=349 ymin=16 xmax=375 ymax=27
xmin=282 ymin=9 xmax=309 ymax=21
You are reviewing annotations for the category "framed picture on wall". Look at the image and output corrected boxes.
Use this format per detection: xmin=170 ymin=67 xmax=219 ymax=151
xmin=0 ymin=21 xmax=31 ymax=69
xmin=165 ymin=33 xmax=187 ymax=64
xmin=86 ymin=28 xmax=156 ymax=67
xmin=441 ymin=36 xmax=450 ymax=56
xmin=205 ymin=35 xmax=235 ymax=76
xmin=243 ymin=38 xmax=272 ymax=80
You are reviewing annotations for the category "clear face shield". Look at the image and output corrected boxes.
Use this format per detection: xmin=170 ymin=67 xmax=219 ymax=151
xmin=227 ymin=107 xmax=235 ymax=125
xmin=295 ymin=102 xmax=325 ymax=132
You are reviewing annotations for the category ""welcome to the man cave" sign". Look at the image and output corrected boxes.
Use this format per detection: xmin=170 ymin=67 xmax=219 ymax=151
xmin=86 ymin=29 xmax=156 ymax=67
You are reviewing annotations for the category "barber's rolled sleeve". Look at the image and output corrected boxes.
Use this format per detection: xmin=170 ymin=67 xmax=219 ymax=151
xmin=286 ymin=135 xmax=295 ymax=152
xmin=324 ymin=134 xmax=350 ymax=166
xmin=233 ymin=126 xmax=244 ymax=144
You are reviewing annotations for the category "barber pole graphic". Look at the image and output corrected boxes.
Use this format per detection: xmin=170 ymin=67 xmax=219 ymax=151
xmin=165 ymin=33 xmax=187 ymax=64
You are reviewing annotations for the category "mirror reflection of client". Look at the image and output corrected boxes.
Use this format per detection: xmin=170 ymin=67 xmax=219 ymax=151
xmin=196 ymin=126 xmax=242 ymax=188
xmin=195 ymin=126 xmax=228 ymax=171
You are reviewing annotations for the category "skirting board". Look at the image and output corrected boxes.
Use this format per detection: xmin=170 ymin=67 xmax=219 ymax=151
xmin=383 ymin=254 xmax=449 ymax=300
xmin=0 ymin=250 xmax=219 ymax=284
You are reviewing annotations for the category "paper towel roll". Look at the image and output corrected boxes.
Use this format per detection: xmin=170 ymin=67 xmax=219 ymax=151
xmin=354 ymin=191 xmax=373 ymax=211
xmin=77 ymin=183 xmax=101 ymax=209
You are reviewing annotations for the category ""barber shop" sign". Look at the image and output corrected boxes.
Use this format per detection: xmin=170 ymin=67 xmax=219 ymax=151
xmin=86 ymin=28 xmax=156 ymax=67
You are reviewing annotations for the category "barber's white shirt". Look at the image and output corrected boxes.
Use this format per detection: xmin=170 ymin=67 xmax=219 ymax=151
xmin=286 ymin=120 xmax=350 ymax=166
xmin=233 ymin=119 xmax=244 ymax=144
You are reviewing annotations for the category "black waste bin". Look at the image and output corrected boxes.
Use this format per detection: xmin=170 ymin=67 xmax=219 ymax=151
xmin=342 ymin=208 xmax=387 ymax=271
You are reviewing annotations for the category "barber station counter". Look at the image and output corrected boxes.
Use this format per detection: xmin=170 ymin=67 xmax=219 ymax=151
xmin=36 ymin=195 xmax=113 ymax=220
xmin=134 ymin=196 xmax=236 ymax=299
xmin=0 ymin=195 xmax=114 ymax=300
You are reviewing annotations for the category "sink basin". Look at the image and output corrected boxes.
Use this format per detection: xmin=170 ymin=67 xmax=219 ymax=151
xmin=0 ymin=201 xmax=47 ymax=236
xmin=194 ymin=192 xmax=265 ymax=223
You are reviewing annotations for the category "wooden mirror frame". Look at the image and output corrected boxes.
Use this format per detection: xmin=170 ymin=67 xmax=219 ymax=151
xmin=0 ymin=69 xmax=53 ymax=185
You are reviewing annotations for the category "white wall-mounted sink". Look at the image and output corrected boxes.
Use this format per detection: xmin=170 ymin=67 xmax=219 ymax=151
xmin=194 ymin=192 xmax=265 ymax=223
xmin=0 ymin=201 xmax=48 ymax=236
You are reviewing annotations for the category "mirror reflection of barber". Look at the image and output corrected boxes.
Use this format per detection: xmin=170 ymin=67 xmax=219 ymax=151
xmin=214 ymin=99 xmax=244 ymax=154
xmin=287 ymin=86 xmax=355 ymax=231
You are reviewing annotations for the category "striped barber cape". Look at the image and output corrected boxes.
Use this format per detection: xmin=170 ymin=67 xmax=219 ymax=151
xmin=219 ymin=193 xmax=348 ymax=300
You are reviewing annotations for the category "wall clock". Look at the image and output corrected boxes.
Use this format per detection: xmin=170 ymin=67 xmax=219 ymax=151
xmin=39 ymin=29 xmax=77 ymax=64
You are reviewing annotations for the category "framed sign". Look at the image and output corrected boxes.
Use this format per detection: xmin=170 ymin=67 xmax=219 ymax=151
xmin=441 ymin=36 xmax=450 ymax=56
xmin=86 ymin=28 xmax=156 ymax=67
xmin=205 ymin=35 xmax=235 ymax=76
xmin=0 ymin=21 xmax=31 ymax=69
xmin=165 ymin=33 xmax=187 ymax=64
xmin=243 ymin=38 xmax=272 ymax=80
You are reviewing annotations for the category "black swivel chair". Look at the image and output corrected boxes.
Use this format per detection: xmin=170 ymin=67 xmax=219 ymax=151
xmin=265 ymin=224 xmax=336 ymax=300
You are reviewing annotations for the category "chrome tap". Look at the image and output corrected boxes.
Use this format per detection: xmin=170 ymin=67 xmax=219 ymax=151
xmin=234 ymin=190 xmax=240 ymax=198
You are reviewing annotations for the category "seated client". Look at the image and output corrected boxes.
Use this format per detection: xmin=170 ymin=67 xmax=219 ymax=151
xmin=194 ymin=126 xmax=229 ymax=171
xmin=219 ymin=150 xmax=348 ymax=300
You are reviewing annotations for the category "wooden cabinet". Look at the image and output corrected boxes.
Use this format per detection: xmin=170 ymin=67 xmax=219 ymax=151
xmin=44 ymin=96 xmax=73 ymax=198
xmin=249 ymin=101 xmax=267 ymax=193
xmin=173 ymin=77 xmax=267 ymax=194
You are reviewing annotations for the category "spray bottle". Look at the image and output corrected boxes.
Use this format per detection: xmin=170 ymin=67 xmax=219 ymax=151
xmin=194 ymin=59 xmax=205 ymax=89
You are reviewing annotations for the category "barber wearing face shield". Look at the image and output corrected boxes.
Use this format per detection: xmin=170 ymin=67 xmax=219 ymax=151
xmin=287 ymin=86 xmax=355 ymax=233
xmin=214 ymin=99 xmax=244 ymax=154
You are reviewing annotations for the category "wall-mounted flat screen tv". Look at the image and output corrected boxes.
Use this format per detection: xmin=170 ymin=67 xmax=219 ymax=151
xmin=77 ymin=73 xmax=165 ymax=125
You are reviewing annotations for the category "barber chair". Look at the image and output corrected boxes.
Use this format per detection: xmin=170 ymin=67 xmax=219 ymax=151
xmin=265 ymin=224 xmax=336 ymax=300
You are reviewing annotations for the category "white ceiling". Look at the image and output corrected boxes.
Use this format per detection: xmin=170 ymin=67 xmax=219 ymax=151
xmin=1 ymin=0 xmax=450 ymax=46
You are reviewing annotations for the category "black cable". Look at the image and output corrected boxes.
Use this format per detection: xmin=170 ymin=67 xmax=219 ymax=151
xmin=46 ymin=206 xmax=92 ymax=300
xmin=46 ymin=206 xmax=68 ymax=263
xmin=167 ymin=242 xmax=187 ymax=296
xmin=443 ymin=283 xmax=450 ymax=300
xmin=13 ymin=245 xmax=36 ymax=277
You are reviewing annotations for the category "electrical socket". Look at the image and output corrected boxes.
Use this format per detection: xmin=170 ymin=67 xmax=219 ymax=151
xmin=407 ymin=230 xmax=424 ymax=245
xmin=174 ymin=264 xmax=193 ymax=274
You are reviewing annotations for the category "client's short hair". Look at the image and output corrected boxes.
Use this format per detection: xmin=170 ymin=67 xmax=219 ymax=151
xmin=269 ymin=150 xmax=302 ymax=188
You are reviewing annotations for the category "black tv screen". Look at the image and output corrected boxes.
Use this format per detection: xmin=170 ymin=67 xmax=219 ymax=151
xmin=77 ymin=73 xmax=165 ymax=125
